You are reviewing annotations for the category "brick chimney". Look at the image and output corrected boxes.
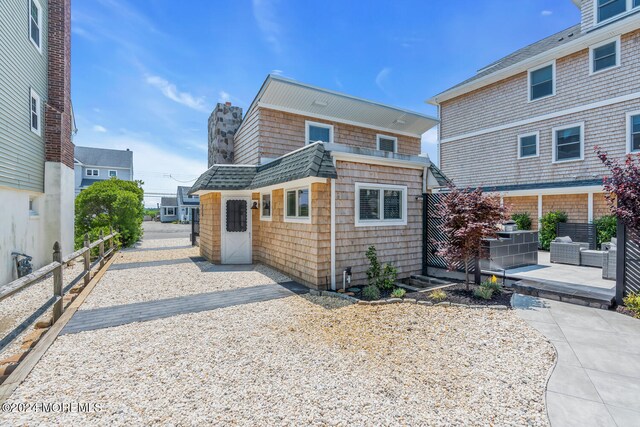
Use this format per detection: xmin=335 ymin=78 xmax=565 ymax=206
xmin=208 ymin=102 xmax=243 ymax=166
xmin=45 ymin=0 xmax=73 ymax=169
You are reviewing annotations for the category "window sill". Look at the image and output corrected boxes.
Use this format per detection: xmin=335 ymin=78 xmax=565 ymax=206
xmin=590 ymin=64 xmax=621 ymax=76
xmin=260 ymin=215 xmax=272 ymax=222
xmin=284 ymin=217 xmax=311 ymax=224
xmin=355 ymin=220 xmax=408 ymax=227
xmin=517 ymin=154 xmax=539 ymax=160
xmin=29 ymin=213 xmax=40 ymax=220
xmin=528 ymin=93 xmax=555 ymax=103
xmin=552 ymin=158 xmax=584 ymax=164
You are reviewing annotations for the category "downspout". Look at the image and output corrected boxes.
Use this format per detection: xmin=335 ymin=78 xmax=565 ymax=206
xmin=330 ymin=173 xmax=336 ymax=291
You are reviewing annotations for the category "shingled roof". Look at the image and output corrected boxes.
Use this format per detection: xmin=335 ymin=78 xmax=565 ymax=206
xmin=189 ymin=143 xmax=337 ymax=193
xmin=75 ymin=146 xmax=133 ymax=169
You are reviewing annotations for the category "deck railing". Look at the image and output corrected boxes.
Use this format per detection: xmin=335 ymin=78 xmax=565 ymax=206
xmin=0 ymin=229 xmax=118 ymax=352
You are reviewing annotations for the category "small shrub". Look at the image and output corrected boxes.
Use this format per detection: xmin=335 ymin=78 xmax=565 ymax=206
xmin=623 ymin=292 xmax=640 ymax=318
xmin=481 ymin=275 xmax=502 ymax=295
xmin=474 ymin=286 xmax=494 ymax=300
xmin=391 ymin=288 xmax=406 ymax=298
xmin=365 ymin=246 xmax=398 ymax=290
xmin=362 ymin=285 xmax=381 ymax=301
xmin=539 ymin=211 xmax=568 ymax=251
xmin=429 ymin=289 xmax=447 ymax=302
xmin=380 ymin=263 xmax=398 ymax=291
xmin=594 ymin=215 xmax=617 ymax=248
xmin=511 ymin=212 xmax=532 ymax=231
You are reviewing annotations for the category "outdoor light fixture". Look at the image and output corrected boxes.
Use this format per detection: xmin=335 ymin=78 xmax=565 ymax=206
xmin=251 ymin=201 xmax=259 ymax=210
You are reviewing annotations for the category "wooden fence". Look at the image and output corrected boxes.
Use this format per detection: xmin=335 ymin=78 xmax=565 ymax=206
xmin=0 ymin=230 xmax=118 ymax=353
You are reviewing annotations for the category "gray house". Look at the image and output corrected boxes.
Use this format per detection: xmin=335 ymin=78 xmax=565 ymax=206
xmin=160 ymin=197 xmax=178 ymax=223
xmin=74 ymin=146 xmax=134 ymax=195
xmin=0 ymin=0 xmax=75 ymax=285
xmin=177 ymin=186 xmax=199 ymax=222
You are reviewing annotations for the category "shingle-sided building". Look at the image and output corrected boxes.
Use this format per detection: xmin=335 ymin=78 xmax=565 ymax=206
xmin=428 ymin=0 xmax=640 ymax=229
xmin=159 ymin=197 xmax=178 ymax=223
xmin=191 ymin=75 xmax=448 ymax=290
xmin=176 ymin=186 xmax=199 ymax=222
xmin=74 ymin=146 xmax=134 ymax=195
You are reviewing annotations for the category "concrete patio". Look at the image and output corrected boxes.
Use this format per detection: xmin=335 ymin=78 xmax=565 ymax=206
xmin=513 ymin=294 xmax=640 ymax=427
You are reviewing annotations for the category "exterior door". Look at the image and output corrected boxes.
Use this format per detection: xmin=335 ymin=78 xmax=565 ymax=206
xmin=221 ymin=196 xmax=252 ymax=264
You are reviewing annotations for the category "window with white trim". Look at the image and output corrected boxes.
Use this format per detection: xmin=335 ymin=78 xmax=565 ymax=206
xmin=260 ymin=192 xmax=272 ymax=220
xmin=284 ymin=187 xmax=310 ymax=221
xmin=30 ymin=89 xmax=41 ymax=136
xmin=518 ymin=132 xmax=538 ymax=159
xmin=590 ymin=38 xmax=619 ymax=74
xmin=629 ymin=113 xmax=640 ymax=153
xmin=305 ymin=121 xmax=333 ymax=145
xmin=109 ymin=170 xmax=117 ymax=177
xmin=355 ymin=183 xmax=407 ymax=226
xmin=29 ymin=0 xmax=42 ymax=52
xmin=529 ymin=63 xmax=554 ymax=101
xmin=86 ymin=169 xmax=99 ymax=176
xmin=553 ymin=124 xmax=584 ymax=163
xmin=377 ymin=134 xmax=397 ymax=153
xmin=165 ymin=207 xmax=175 ymax=216
xmin=596 ymin=0 xmax=632 ymax=23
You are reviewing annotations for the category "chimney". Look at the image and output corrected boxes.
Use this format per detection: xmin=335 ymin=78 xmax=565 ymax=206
xmin=45 ymin=0 xmax=73 ymax=169
xmin=208 ymin=102 xmax=243 ymax=167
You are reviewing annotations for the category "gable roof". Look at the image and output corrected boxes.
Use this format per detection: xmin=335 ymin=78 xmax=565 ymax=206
xmin=238 ymin=75 xmax=438 ymax=138
xmin=177 ymin=186 xmax=199 ymax=205
xmin=189 ymin=143 xmax=338 ymax=193
xmin=75 ymin=146 xmax=133 ymax=169
xmin=160 ymin=197 xmax=177 ymax=207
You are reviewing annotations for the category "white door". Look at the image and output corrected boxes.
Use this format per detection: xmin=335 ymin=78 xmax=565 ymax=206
xmin=221 ymin=196 xmax=252 ymax=264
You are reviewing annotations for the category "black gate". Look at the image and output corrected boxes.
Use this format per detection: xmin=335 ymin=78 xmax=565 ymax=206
xmin=616 ymin=220 xmax=640 ymax=304
xmin=191 ymin=207 xmax=200 ymax=246
xmin=557 ymin=222 xmax=597 ymax=250
xmin=423 ymin=193 xmax=473 ymax=276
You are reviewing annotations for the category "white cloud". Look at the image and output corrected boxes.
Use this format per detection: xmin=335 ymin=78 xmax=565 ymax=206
xmin=541 ymin=10 xmax=553 ymax=16
xmin=421 ymin=127 xmax=439 ymax=165
xmin=253 ymin=0 xmax=283 ymax=54
xmin=92 ymin=125 xmax=107 ymax=133
xmin=375 ymin=67 xmax=392 ymax=93
xmin=145 ymin=75 xmax=209 ymax=112
xmin=219 ymin=91 xmax=230 ymax=102
xmin=421 ymin=127 xmax=438 ymax=145
xmin=271 ymin=69 xmax=284 ymax=76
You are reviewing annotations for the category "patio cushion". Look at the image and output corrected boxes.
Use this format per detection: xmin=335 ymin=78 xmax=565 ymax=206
xmin=554 ymin=236 xmax=573 ymax=243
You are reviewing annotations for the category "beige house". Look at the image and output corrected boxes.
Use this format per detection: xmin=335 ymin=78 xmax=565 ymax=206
xmin=191 ymin=75 xmax=447 ymax=289
xmin=428 ymin=0 xmax=640 ymax=229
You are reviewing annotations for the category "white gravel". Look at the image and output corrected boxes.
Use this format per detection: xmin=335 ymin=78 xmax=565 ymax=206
xmin=2 ymin=297 xmax=554 ymax=426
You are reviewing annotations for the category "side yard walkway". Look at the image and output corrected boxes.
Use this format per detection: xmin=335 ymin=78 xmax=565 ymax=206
xmin=513 ymin=294 xmax=640 ymax=427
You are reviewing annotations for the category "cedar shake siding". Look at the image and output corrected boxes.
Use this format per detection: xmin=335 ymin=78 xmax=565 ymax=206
xmin=334 ymin=161 xmax=423 ymax=286
xmin=199 ymin=193 xmax=221 ymax=264
xmin=504 ymin=196 xmax=540 ymax=230
xmin=233 ymin=105 xmax=260 ymax=165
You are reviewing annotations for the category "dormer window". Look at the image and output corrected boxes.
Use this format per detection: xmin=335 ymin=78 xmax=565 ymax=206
xmin=597 ymin=0 xmax=639 ymax=23
xmin=305 ymin=121 xmax=333 ymax=145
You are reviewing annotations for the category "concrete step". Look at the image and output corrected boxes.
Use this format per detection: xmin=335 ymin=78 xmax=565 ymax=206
xmin=512 ymin=279 xmax=615 ymax=309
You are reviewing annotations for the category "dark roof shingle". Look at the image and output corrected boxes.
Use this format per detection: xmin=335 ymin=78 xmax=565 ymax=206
xmin=75 ymin=146 xmax=133 ymax=169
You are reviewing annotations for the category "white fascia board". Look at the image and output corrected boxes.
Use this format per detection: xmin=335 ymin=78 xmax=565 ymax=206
xmin=331 ymin=151 xmax=429 ymax=170
xmin=427 ymin=14 xmax=640 ymax=105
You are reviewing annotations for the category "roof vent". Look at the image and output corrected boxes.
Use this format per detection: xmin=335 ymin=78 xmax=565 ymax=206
xmin=394 ymin=119 xmax=406 ymax=125
xmin=312 ymin=100 xmax=328 ymax=107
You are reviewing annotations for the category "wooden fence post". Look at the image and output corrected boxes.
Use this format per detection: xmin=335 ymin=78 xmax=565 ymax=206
xmin=52 ymin=242 xmax=63 ymax=322
xmin=99 ymin=230 xmax=105 ymax=268
xmin=109 ymin=226 xmax=114 ymax=252
xmin=83 ymin=233 xmax=91 ymax=286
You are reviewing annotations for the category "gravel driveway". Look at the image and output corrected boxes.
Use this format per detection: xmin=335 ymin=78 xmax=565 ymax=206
xmin=1 ymin=224 xmax=555 ymax=426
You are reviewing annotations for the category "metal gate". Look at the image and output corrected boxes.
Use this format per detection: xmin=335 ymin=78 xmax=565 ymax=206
xmin=191 ymin=207 xmax=200 ymax=246
xmin=617 ymin=221 xmax=640 ymax=303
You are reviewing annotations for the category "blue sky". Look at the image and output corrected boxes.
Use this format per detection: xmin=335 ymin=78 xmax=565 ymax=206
xmin=71 ymin=0 xmax=580 ymax=206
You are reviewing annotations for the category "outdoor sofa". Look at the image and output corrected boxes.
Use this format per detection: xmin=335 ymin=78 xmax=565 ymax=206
xmin=550 ymin=237 xmax=589 ymax=266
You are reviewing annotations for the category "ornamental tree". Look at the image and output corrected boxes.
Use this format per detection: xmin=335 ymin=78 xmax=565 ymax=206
xmin=595 ymin=147 xmax=640 ymax=238
xmin=436 ymin=187 xmax=509 ymax=289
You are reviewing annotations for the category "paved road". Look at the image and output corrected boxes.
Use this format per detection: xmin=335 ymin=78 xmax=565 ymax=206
xmin=141 ymin=221 xmax=191 ymax=240
xmin=513 ymin=294 xmax=640 ymax=427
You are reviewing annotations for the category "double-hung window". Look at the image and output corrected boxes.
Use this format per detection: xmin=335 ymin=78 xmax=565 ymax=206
xmin=590 ymin=38 xmax=620 ymax=74
xmin=597 ymin=0 xmax=628 ymax=23
xmin=29 ymin=89 xmax=41 ymax=136
xmin=284 ymin=187 xmax=310 ymax=222
xmin=86 ymin=169 xmax=99 ymax=176
xmin=305 ymin=121 xmax=333 ymax=145
xmin=529 ymin=63 xmax=555 ymax=101
xmin=29 ymin=0 xmax=42 ymax=52
xmin=553 ymin=123 xmax=584 ymax=163
xmin=377 ymin=135 xmax=397 ymax=153
xmin=260 ymin=192 xmax=272 ymax=220
xmin=518 ymin=132 xmax=539 ymax=159
xmin=355 ymin=183 xmax=407 ymax=226
xmin=109 ymin=170 xmax=117 ymax=177
xmin=628 ymin=112 xmax=640 ymax=153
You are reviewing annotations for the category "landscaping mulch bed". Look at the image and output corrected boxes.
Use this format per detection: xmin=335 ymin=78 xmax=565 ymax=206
xmin=407 ymin=283 xmax=514 ymax=307
xmin=615 ymin=305 xmax=639 ymax=319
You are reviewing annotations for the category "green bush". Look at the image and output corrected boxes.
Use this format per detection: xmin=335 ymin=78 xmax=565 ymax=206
xmin=511 ymin=212 xmax=532 ymax=231
xmin=429 ymin=289 xmax=447 ymax=302
xmin=481 ymin=275 xmax=502 ymax=295
xmin=473 ymin=286 xmax=494 ymax=300
xmin=391 ymin=288 xmax=406 ymax=298
xmin=623 ymin=293 xmax=640 ymax=318
xmin=362 ymin=285 xmax=381 ymax=301
xmin=594 ymin=215 xmax=617 ymax=248
xmin=539 ymin=211 xmax=568 ymax=251
xmin=75 ymin=178 xmax=144 ymax=249
xmin=365 ymin=246 xmax=398 ymax=291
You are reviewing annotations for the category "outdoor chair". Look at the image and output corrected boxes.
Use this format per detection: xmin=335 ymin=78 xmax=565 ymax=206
xmin=550 ymin=237 xmax=589 ymax=266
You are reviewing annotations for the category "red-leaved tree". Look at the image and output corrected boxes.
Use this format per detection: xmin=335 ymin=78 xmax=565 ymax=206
xmin=436 ymin=187 xmax=509 ymax=289
xmin=595 ymin=147 xmax=640 ymax=238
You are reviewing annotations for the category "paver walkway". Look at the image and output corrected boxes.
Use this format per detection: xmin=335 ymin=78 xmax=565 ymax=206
xmin=513 ymin=294 xmax=640 ymax=427
xmin=62 ymin=281 xmax=307 ymax=335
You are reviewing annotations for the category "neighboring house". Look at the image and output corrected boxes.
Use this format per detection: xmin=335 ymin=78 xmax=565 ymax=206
xmin=0 ymin=0 xmax=74 ymax=285
xmin=428 ymin=0 xmax=640 ymax=229
xmin=191 ymin=75 xmax=448 ymax=290
xmin=74 ymin=146 xmax=134 ymax=195
xmin=159 ymin=197 xmax=178 ymax=223
xmin=177 ymin=186 xmax=199 ymax=222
